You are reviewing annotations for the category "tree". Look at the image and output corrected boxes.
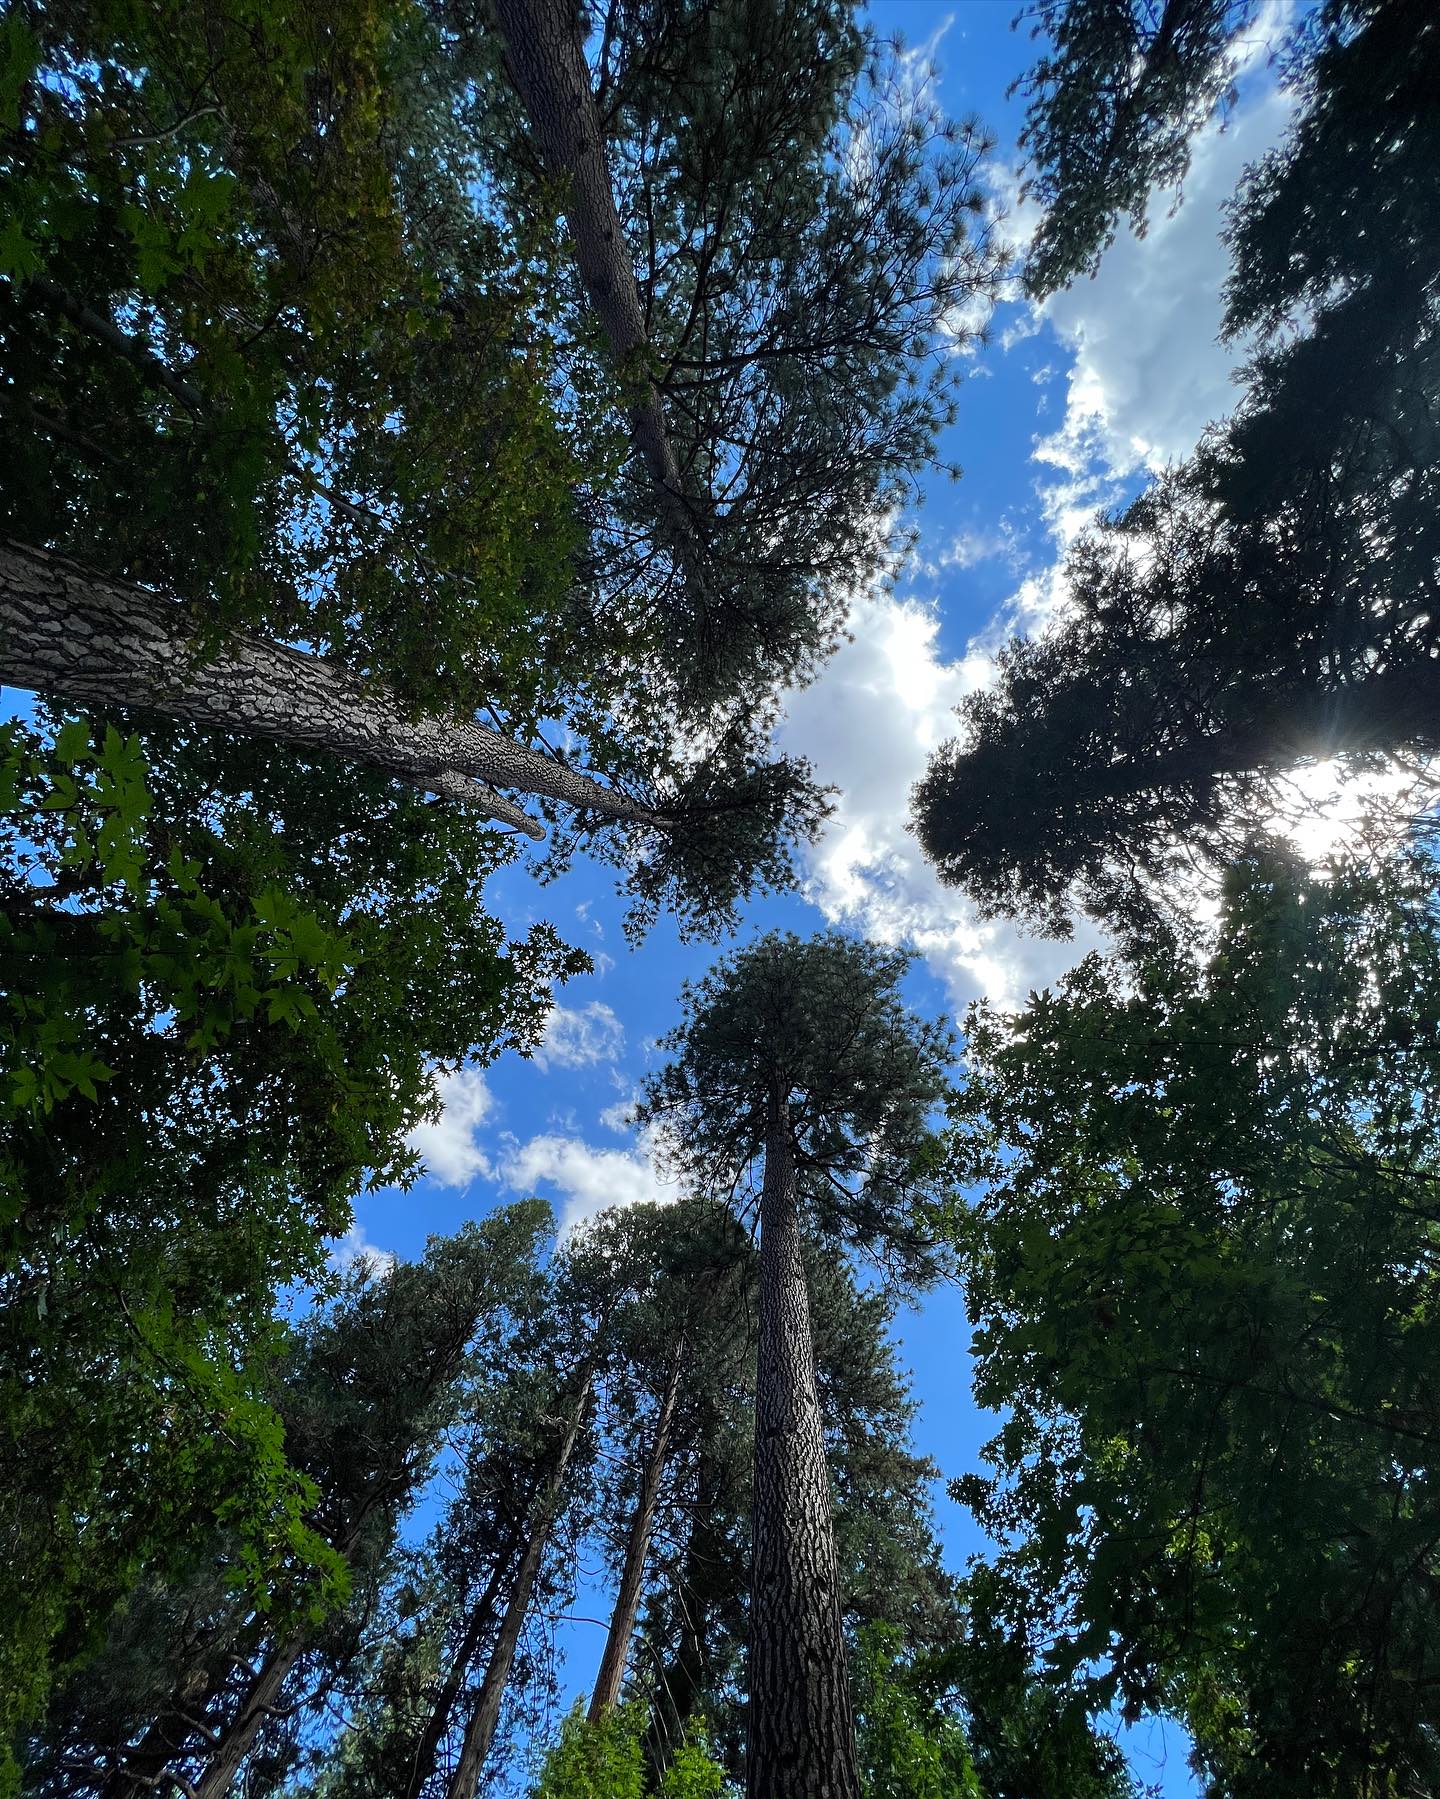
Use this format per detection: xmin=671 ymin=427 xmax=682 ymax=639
xmin=915 ymin=0 xmax=1440 ymax=934
xmin=1011 ymin=0 xmax=1262 ymax=299
xmin=0 ymin=0 xmax=840 ymax=929
xmin=0 ymin=707 xmax=582 ymax=1782
xmin=950 ymin=851 xmax=1440 ymax=1795
xmin=488 ymin=0 xmax=1006 ymax=711
xmin=640 ymin=932 xmax=954 ymax=1799
xmin=0 ymin=0 xmax=1008 ymax=917
xmin=25 ymin=1206 xmax=553 ymax=1799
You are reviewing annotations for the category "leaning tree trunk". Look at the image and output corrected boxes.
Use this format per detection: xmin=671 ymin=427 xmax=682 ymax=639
xmin=0 ymin=539 xmax=658 ymax=836
xmin=588 ymin=1332 xmax=687 ymax=1721
xmin=400 ymin=1528 xmax=523 ymax=1799
xmin=747 ymin=1096 xmax=861 ymax=1799
xmin=489 ymin=0 xmax=710 ymax=587
xmin=189 ymin=1637 xmax=304 ymax=1799
xmin=444 ymin=1372 xmax=594 ymax=1799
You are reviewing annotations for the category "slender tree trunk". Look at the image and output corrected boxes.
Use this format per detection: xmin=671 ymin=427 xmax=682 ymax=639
xmin=189 ymin=1637 xmax=304 ymax=1799
xmin=746 ymin=1098 xmax=861 ymax=1799
xmin=400 ymin=1534 xmax=521 ymax=1799
xmin=489 ymin=0 xmax=708 ymax=577
xmin=588 ymin=1333 xmax=686 ymax=1721
xmin=0 ymin=539 xmax=659 ymax=834
xmin=445 ymin=1372 xmax=593 ymax=1799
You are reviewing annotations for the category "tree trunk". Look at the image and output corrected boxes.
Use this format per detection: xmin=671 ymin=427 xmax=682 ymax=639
xmin=0 ymin=538 xmax=658 ymax=835
xmin=444 ymin=1372 xmax=593 ymax=1799
xmin=488 ymin=0 xmax=707 ymax=576
xmin=189 ymin=1637 xmax=304 ymax=1799
xmin=588 ymin=1332 xmax=686 ymax=1721
xmin=746 ymin=1099 xmax=861 ymax=1799
xmin=400 ymin=1533 xmax=521 ymax=1799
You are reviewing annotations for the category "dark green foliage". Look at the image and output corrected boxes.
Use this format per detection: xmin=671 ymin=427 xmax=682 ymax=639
xmin=639 ymin=932 xmax=955 ymax=1276
xmin=531 ymin=0 xmax=1007 ymax=711
xmin=951 ymin=853 xmax=1440 ymax=1795
xmin=917 ymin=0 xmax=1440 ymax=935
xmin=1013 ymin=0 xmax=1260 ymax=298
xmin=0 ymin=0 xmax=583 ymax=713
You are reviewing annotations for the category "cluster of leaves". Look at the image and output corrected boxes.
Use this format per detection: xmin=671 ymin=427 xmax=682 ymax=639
xmin=0 ymin=0 xmax=591 ymax=722
xmin=531 ymin=1703 xmax=732 ymax=1799
xmin=951 ymin=852 xmax=1440 ymax=1795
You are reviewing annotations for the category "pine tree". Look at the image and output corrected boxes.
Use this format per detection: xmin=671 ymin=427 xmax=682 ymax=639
xmin=640 ymin=933 xmax=954 ymax=1799
xmin=914 ymin=0 xmax=1440 ymax=935
xmin=25 ymin=1207 xmax=552 ymax=1799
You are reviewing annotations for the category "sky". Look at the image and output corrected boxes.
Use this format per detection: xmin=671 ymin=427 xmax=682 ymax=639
xmin=341 ymin=4 xmax=1305 ymax=1791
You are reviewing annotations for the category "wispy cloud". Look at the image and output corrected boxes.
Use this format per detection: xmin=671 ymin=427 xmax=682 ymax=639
xmin=534 ymin=1000 xmax=625 ymax=1072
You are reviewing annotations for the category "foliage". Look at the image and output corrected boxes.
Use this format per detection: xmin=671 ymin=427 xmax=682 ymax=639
xmin=530 ymin=1702 xmax=734 ymax=1799
xmin=950 ymin=852 xmax=1440 ymax=1795
xmin=0 ymin=705 xmax=580 ymax=1777
xmin=1012 ymin=0 xmax=1260 ymax=297
xmin=916 ymin=0 xmax=1440 ymax=935
xmin=852 ymin=1624 xmax=982 ymax=1799
xmin=639 ymin=931 xmax=956 ymax=1279
xmin=24 ymin=1206 xmax=554 ymax=1799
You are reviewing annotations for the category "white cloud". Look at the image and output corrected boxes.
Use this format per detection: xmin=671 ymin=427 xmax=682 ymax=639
xmin=500 ymin=1131 xmax=673 ymax=1235
xmin=779 ymin=585 xmax=1104 ymax=1013
xmin=534 ymin=999 xmax=625 ymax=1073
xmin=329 ymin=1220 xmax=396 ymax=1278
xmin=778 ymin=23 xmax=1299 ymax=1016
xmin=1029 ymin=26 xmax=1295 ymax=524
xmin=405 ymin=1067 xmax=494 ymax=1188
xmin=599 ymin=1096 xmax=638 ymax=1134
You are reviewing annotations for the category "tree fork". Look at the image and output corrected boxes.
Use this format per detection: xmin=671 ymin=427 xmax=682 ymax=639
xmin=747 ymin=1097 xmax=862 ymax=1799
xmin=0 ymin=539 xmax=659 ymax=834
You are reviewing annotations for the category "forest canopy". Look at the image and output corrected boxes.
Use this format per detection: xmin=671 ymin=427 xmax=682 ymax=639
xmin=4 ymin=0 xmax=1438 ymax=1796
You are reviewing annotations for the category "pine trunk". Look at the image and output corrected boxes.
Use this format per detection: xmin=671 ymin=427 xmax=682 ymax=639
xmin=746 ymin=1098 xmax=861 ymax=1799
xmin=0 ymin=538 xmax=657 ymax=832
xmin=488 ymin=0 xmax=708 ymax=577
xmin=588 ymin=1333 xmax=686 ymax=1721
xmin=444 ymin=1372 xmax=593 ymax=1799
xmin=400 ymin=1535 xmax=521 ymax=1799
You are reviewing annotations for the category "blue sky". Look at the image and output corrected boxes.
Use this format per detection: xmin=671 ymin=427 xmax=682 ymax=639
xmin=342 ymin=5 xmax=1303 ymax=1791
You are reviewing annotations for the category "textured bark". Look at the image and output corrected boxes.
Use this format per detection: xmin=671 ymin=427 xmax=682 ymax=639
xmin=747 ymin=1102 xmax=861 ymax=1799
xmin=490 ymin=0 xmax=707 ymax=576
xmin=588 ymin=1333 xmax=686 ymax=1721
xmin=444 ymin=1373 xmax=593 ymax=1799
xmin=189 ymin=1637 xmax=303 ymax=1799
xmin=0 ymin=539 xmax=659 ymax=835
xmin=400 ymin=1534 xmax=521 ymax=1799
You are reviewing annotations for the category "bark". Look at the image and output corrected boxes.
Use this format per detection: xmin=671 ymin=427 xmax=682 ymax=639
xmin=400 ymin=1533 xmax=521 ymax=1799
xmin=588 ymin=1332 xmax=686 ymax=1721
xmin=489 ymin=0 xmax=708 ymax=578
xmin=190 ymin=1638 xmax=303 ymax=1799
xmin=0 ymin=539 xmax=659 ymax=835
xmin=746 ymin=1098 xmax=861 ymax=1799
xmin=444 ymin=1373 xmax=594 ymax=1799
